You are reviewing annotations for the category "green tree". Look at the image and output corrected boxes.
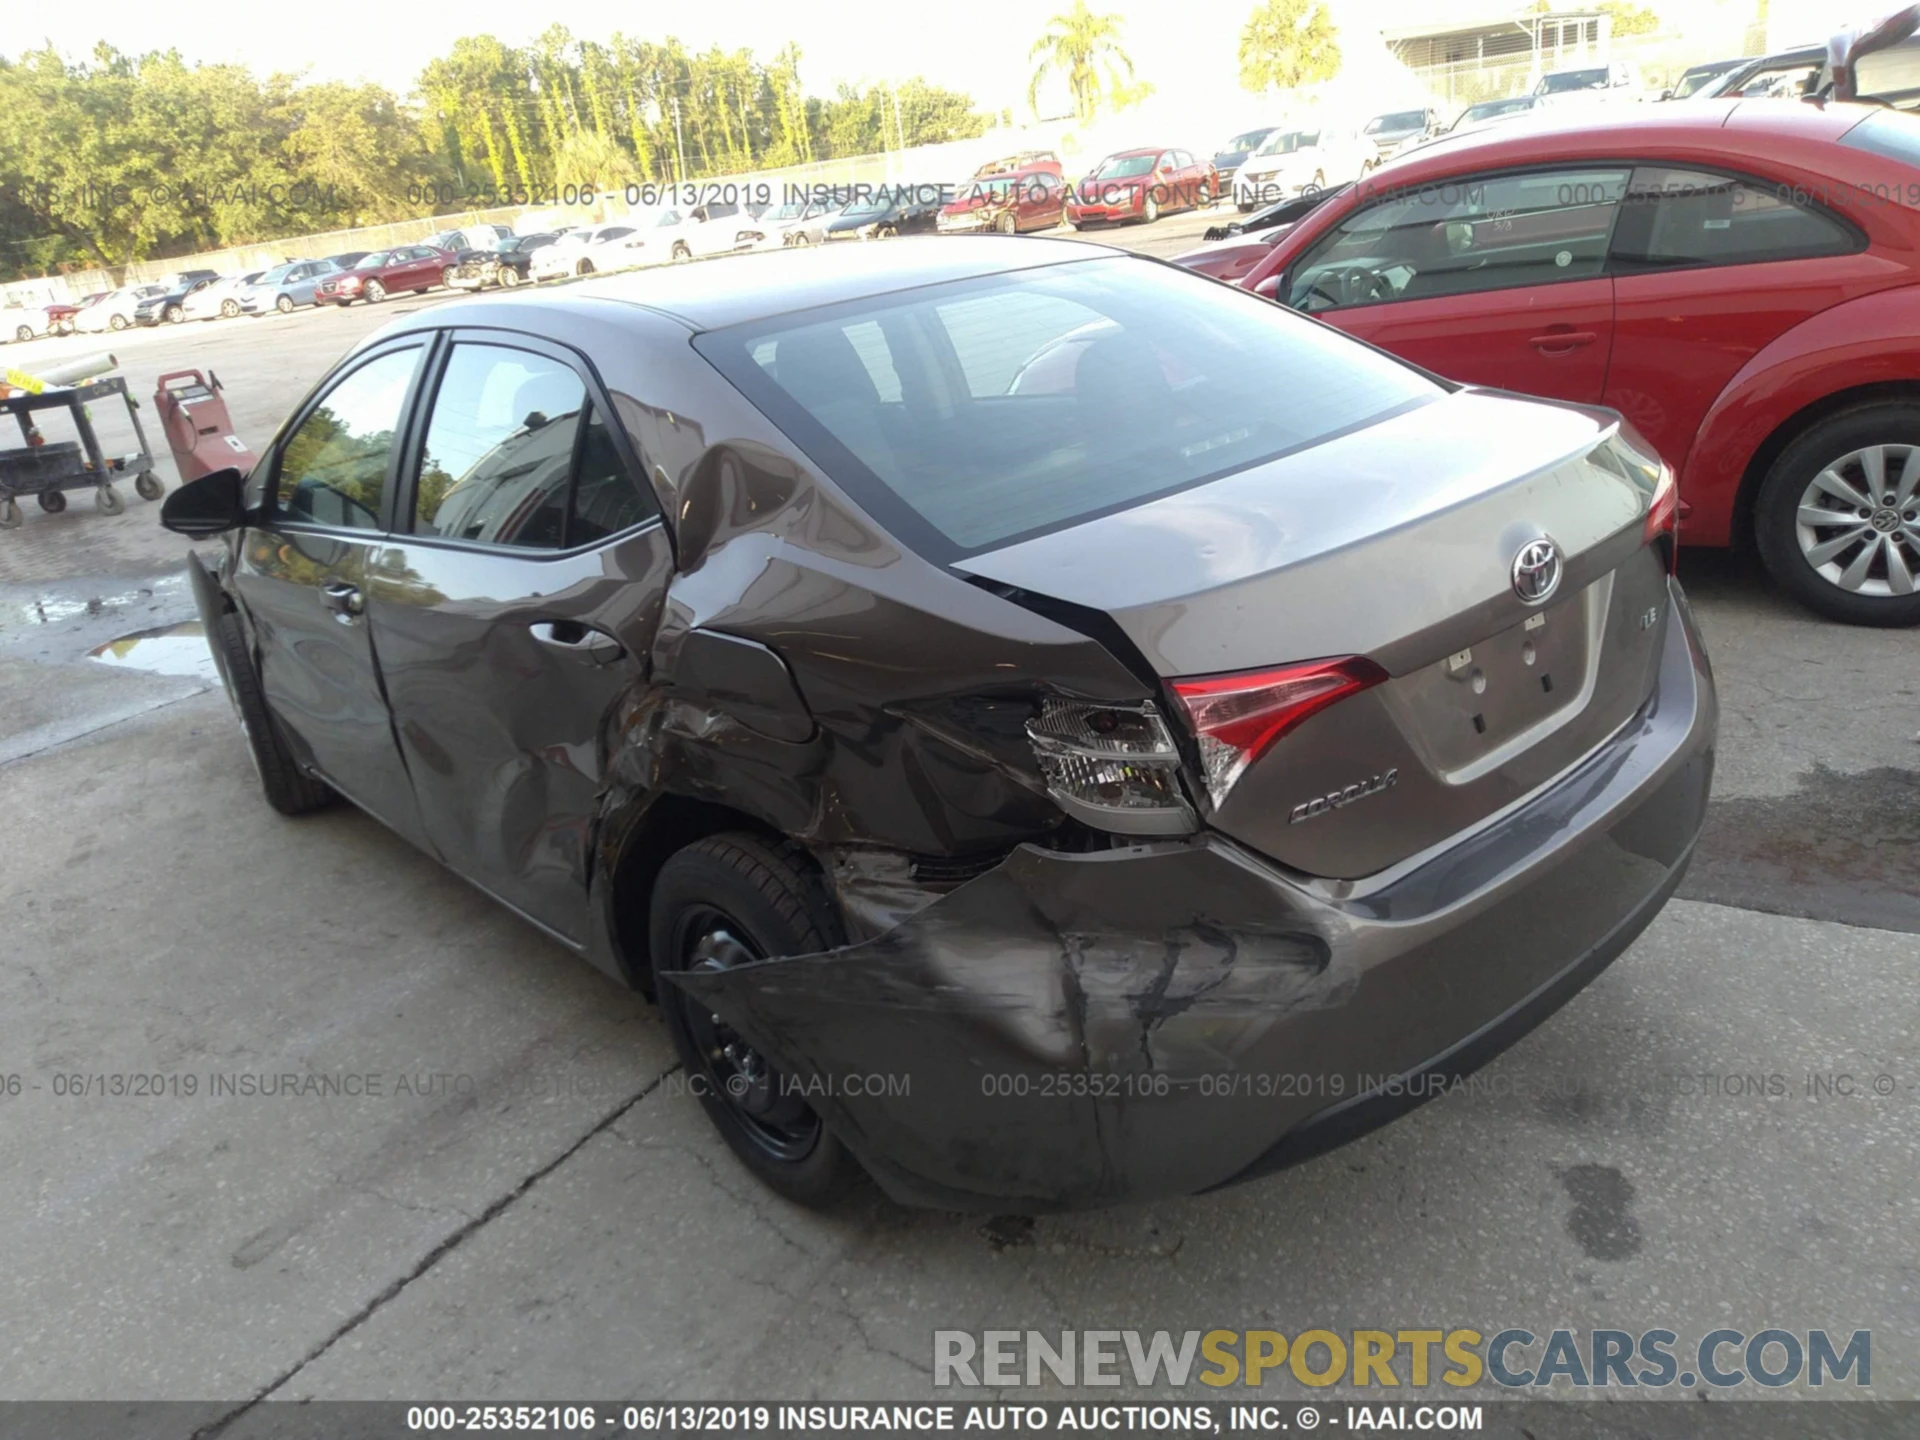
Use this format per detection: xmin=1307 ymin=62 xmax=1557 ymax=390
xmin=1027 ymin=2 xmax=1136 ymax=124
xmin=1238 ymin=0 xmax=1341 ymax=94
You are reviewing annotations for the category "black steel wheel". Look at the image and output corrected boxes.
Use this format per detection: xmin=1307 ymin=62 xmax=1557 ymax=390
xmin=649 ymin=833 xmax=859 ymax=1205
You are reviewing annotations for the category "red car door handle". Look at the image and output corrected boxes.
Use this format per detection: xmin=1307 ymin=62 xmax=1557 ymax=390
xmin=1528 ymin=330 xmax=1599 ymax=352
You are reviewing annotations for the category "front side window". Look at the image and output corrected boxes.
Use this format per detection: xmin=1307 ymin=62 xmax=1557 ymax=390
xmin=697 ymin=257 xmax=1438 ymax=558
xmin=1610 ymin=167 xmax=1856 ymax=270
xmin=275 ymin=346 xmax=421 ymax=529
xmin=414 ymin=345 xmax=584 ymax=550
xmin=1287 ymin=167 xmax=1629 ymax=312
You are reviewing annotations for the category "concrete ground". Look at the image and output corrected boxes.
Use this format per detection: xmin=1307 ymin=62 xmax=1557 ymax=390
xmin=1 ymin=212 xmax=1915 ymax=1415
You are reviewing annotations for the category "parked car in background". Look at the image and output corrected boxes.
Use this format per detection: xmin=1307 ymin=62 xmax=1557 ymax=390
xmin=1361 ymin=107 xmax=1444 ymax=163
xmin=1664 ymin=58 xmax=1747 ymax=98
xmin=823 ymin=187 xmax=946 ymax=240
xmin=1532 ymin=60 xmax=1645 ymax=106
xmin=744 ymin=195 xmax=843 ymax=249
xmin=428 ymin=224 xmax=514 ymax=259
xmin=1705 ymin=45 xmax=1824 ymax=98
xmin=183 ymin=272 xmax=262 ymax=321
xmin=315 ymin=246 xmax=455 ymax=305
xmin=236 ymin=259 xmax=341 ymax=314
xmin=1447 ymin=95 xmax=1541 ymax=135
xmin=160 ymin=237 xmax=1713 ymax=1209
xmin=135 ymin=274 xmax=223 ymax=326
xmin=1211 ymin=126 xmax=1279 ymax=185
xmin=1692 ymin=45 xmax=1824 ymax=99
xmin=664 ymin=200 xmax=767 ymax=259
xmin=529 ymin=224 xmax=647 ymax=280
xmin=44 ymin=299 xmax=81 ymax=335
xmin=323 ymin=251 xmax=371 ymax=271
xmin=1809 ymin=13 xmax=1920 ymax=110
xmin=973 ymin=149 xmax=1063 ymax=178
xmin=447 ymin=233 xmax=559 ymax=290
xmin=1192 ymin=100 xmax=1920 ymax=625
xmin=937 ymin=169 xmax=1067 ymax=233
xmin=1067 ymin=149 xmax=1218 ymax=226
xmin=1188 ymin=184 xmax=1349 ymax=283
xmin=1233 ymin=124 xmax=1371 ymax=209
xmin=6 ymin=305 xmax=58 ymax=342
xmin=75 ymin=285 xmax=167 ymax=332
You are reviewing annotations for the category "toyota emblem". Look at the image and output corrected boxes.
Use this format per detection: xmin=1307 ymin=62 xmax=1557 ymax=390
xmin=1511 ymin=537 xmax=1562 ymax=604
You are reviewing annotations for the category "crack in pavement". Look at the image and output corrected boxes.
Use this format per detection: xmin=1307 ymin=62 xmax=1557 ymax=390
xmin=187 ymin=1063 xmax=683 ymax=1439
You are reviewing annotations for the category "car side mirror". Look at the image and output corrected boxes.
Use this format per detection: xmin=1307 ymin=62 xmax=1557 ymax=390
xmin=1253 ymin=274 xmax=1284 ymax=301
xmin=160 ymin=466 xmax=251 ymax=538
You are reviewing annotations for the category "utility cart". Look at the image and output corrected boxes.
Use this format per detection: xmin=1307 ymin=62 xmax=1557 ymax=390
xmin=0 ymin=375 xmax=163 ymax=529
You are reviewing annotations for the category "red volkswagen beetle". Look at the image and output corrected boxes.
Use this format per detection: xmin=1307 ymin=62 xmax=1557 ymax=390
xmin=1179 ymin=101 xmax=1920 ymax=625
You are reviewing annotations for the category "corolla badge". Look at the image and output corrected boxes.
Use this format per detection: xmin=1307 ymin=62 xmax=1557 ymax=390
xmin=1289 ymin=768 xmax=1399 ymax=825
xmin=1511 ymin=537 xmax=1563 ymax=604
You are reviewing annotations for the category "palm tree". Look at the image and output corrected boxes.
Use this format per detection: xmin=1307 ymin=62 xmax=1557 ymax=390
xmin=1028 ymin=2 xmax=1135 ymax=124
xmin=1237 ymin=0 xmax=1340 ymax=95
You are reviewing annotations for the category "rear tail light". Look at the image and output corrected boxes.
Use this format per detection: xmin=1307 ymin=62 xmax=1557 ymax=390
xmin=1643 ymin=463 xmax=1679 ymax=572
xmin=1171 ymin=657 xmax=1388 ymax=808
xmin=1025 ymin=699 xmax=1198 ymax=835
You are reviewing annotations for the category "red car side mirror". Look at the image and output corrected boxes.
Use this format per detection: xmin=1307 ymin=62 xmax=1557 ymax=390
xmin=1254 ymin=275 xmax=1284 ymax=301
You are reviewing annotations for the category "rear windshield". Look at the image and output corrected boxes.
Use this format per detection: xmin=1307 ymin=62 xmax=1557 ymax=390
xmin=694 ymin=257 xmax=1439 ymax=559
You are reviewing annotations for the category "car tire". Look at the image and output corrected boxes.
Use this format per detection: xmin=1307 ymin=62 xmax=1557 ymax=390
xmin=501 ymin=267 xmax=521 ymax=287
xmin=109 ymin=314 xmax=128 ymax=331
xmin=220 ymin=300 xmax=239 ymax=318
xmin=165 ymin=305 xmax=183 ymax=324
xmin=210 ymin=608 xmax=336 ymax=816
xmin=671 ymin=242 xmax=691 ymax=263
xmin=997 ymin=212 xmax=1017 ymax=235
xmin=649 ymin=832 xmax=861 ymax=1207
xmin=14 ymin=324 xmax=32 ymax=342
xmin=1143 ymin=196 xmax=1159 ymax=224
xmin=275 ymin=295 xmax=294 ymax=314
xmin=441 ymin=267 xmax=457 ymax=287
xmin=577 ymin=259 xmax=595 ymax=276
xmin=1753 ymin=403 xmax=1920 ymax=626
xmin=364 ymin=279 xmax=387 ymax=303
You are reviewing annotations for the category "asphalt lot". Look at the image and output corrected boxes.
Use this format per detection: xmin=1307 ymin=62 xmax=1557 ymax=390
xmin=2 ymin=209 xmax=1917 ymax=1413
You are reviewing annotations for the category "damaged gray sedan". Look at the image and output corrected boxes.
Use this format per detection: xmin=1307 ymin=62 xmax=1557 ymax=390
xmin=162 ymin=237 xmax=1716 ymax=1211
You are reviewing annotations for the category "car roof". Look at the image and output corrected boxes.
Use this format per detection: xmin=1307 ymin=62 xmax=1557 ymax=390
xmin=1368 ymin=98 xmax=1873 ymax=180
xmin=385 ymin=234 xmax=1125 ymax=334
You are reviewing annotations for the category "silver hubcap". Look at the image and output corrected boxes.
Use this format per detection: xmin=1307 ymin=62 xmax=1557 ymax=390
xmin=1794 ymin=443 xmax=1920 ymax=598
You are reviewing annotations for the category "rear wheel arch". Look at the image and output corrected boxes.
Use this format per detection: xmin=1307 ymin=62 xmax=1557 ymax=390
xmin=1730 ymin=380 xmax=1920 ymax=550
xmin=601 ymin=793 xmax=817 ymax=993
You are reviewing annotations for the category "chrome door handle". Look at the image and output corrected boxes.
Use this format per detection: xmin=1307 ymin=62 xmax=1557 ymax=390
xmin=321 ymin=582 xmax=363 ymax=622
xmin=529 ymin=620 xmax=625 ymax=662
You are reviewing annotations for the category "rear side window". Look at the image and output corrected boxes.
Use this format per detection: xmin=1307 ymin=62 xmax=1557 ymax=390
xmin=411 ymin=342 xmax=659 ymax=550
xmin=1840 ymin=108 xmax=1920 ymax=189
xmin=275 ymin=346 xmax=421 ymax=529
xmin=1610 ymin=167 xmax=1856 ymax=270
xmin=696 ymin=257 xmax=1438 ymax=558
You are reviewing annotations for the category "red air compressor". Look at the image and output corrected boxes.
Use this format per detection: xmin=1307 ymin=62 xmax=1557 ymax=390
xmin=153 ymin=370 xmax=256 ymax=482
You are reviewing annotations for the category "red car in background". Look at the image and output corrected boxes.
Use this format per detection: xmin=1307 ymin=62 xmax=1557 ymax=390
xmin=1183 ymin=100 xmax=1920 ymax=625
xmin=937 ymin=168 xmax=1068 ymax=233
xmin=1066 ymin=147 xmax=1218 ymax=227
xmin=315 ymin=244 xmax=456 ymax=305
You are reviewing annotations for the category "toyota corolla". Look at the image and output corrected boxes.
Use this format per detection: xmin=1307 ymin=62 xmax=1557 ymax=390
xmin=160 ymin=238 xmax=1715 ymax=1212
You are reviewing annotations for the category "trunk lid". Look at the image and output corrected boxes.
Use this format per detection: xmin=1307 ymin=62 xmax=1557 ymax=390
xmin=957 ymin=388 xmax=1673 ymax=878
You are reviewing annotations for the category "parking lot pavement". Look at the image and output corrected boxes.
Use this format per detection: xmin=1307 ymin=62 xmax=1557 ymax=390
xmin=1 ymin=226 xmax=1916 ymax=1407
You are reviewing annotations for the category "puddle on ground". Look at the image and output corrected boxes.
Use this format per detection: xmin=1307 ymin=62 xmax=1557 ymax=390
xmin=1679 ymin=764 xmax=1920 ymax=934
xmin=89 ymin=621 xmax=219 ymax=683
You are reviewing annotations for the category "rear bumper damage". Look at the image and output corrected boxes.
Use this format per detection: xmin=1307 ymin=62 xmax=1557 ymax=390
xmin=670 ymin=581 xmax=1716 ymax=1211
